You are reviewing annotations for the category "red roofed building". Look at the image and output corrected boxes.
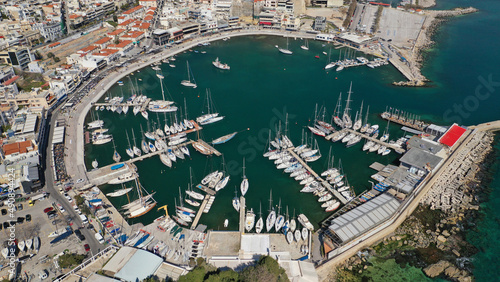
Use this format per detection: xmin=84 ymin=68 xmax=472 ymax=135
xmin=106 ymin=40 xmax=134 ymax=53
xmin=77 ymin=45 xmax=99 ymax=54
xmin=144 ymin=15 xmax=154 ymax=22
xmin=107 ymin=29 xmax=127 ymax=37
xmin=3 ymin=76 xmax=20 ymax=86
xmin=438 ymin=124 xmax=467 ymax=148
xmin=2 ymin=140 xmax=35 ymax=157
xmin=118 ymin=19 xmax=136 ymax=28
xmin=122 ymin=5 xmax=145 ymax=19
xmin=139 ymin=0 xmax=157 ymax=8
xmin=120 ymin=31 xmax=145 ymax=41
xmin=131 ymin=22 xmax=150 ymax=32
xmin=48 ymin=42 xmax=61 ymax=49
xmin=93 ymin=37 xmax=112 ymax=49
xmin=92 ymin=48 xmax=119 ymax=63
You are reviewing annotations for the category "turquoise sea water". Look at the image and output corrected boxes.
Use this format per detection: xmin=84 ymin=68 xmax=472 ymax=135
xmin=85 ymin=0 xmax=499 ymax=278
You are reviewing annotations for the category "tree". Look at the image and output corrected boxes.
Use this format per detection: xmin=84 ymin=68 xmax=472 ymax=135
xmin=113 ymin=14 xmax=118 ymax=22
xmin=47 ymin=52 xmax=55 ymax=58
xmin=58 ymin=253 xmax=85 ymax=268
xmin=35 ymin=51 xmax=43 ymax=60
xmin=54 ymin=57 xmax=61 ymax=62
xmin=178 ymin=266 xmax=207 ymax=282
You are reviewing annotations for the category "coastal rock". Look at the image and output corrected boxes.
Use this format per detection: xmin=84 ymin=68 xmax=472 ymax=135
xmin=458 ymin=276 xmax=473 ymax=282
xmin=452 ymin=249 xmax=461 ymax=257
xmin=437 ymin=235 xmax=447 ymax=243
xmin=444 ymin=266 xmax=461 ymax=278
xmin=424 ymin=260 xmax=451 ymax=278
xmin=442 ymin=230 xmax=450 ymax=237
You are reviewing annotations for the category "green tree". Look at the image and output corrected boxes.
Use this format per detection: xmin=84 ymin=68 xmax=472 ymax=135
xmin=47 ymin=52 xmax=55 ymax=58
xmin=113 ymin=14 xmax=118 ymax=22
xmin=205 ymin=269 xmax=239 ymax=282
xmin=54 ymin=57 xmax=60 ymax=62
xmin=58 ymin=253 xmax=85 ymax=268
xmin=178 ymin=266 xmax=207 ymax=282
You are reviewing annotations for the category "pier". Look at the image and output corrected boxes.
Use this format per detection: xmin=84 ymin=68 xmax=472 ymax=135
xmin=191 ymin=194 xmax=211 ymax=230
xmin=287 ymin=148 xmax=348 ymax=205
xmin=86 ymin=162 xmax=137 ymax=186
xmin=380 ymin=111 xmax=428 ymax=131
xmin=239 ymin=196 xmax=246 ymax=234
xmin=124 ymin=140 xmax=194 ymax=163
xmin=195 ymin=184 xmax=216 ymax=196
xmin=196 ymin=139 xmax=222 ymax=156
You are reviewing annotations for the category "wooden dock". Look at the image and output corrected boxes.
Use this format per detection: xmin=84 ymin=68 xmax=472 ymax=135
xmin=287 ymin=148 xmax=348 ymax=205
xmin=191 ymin=194 xmax=211 ymax=230
xmin=166 ymin=120 xmax=202 ymax=139
xmin=195 ymin=184 xmax=216 ymax=196
xmin=239 ymin=196 xmax=246 ymax=234
xmin=196 ymin=139 xmax=222 ymax=156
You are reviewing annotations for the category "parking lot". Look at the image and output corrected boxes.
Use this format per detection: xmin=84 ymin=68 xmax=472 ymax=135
xmin=0 ymin=197 xmax=90 ymax=280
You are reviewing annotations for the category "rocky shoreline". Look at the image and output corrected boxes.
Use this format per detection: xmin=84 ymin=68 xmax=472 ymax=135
xmin=333 ymin=131 xmax=496 ymax=281
xmin=393 ymin=7 xmax=478 ymax=87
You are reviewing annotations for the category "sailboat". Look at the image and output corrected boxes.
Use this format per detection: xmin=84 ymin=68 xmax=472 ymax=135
xmin=149 ymin=72 xmax=177 ymax=113
xmin=131 ymin=129 xmax=142 ymax=157
xmin=107 ymin=184 xmax=133 ymax=197
xmin=196 ymin=89 xmax=224 ymax=125
xmin=123 ymin=179 xmax=157 ymax=218
xmin=140 ymin=125 xmax=149 ymax=154
xmin=360 ymin=105 xmax=370 ymax=133
xmin=266 ymin=190 xmax=276 ymax=232
xmin=274 ymin=199 xmax=285 ymax=232
xmin=278 ymin=36 xmax=293 ymax=55
xmin=181 ymin=61 xmax=197 ymax=88
xmin=333 ymin=92 xmax=343 ymax=128
xmin=255 ymin=202 xmax=264 ymax=233
xmin=215 ymin=155 xmax=230 ymax=191
xmin=300 ymin=39 xmax=309 ymax=50
xmin=112 ymin=139 xmax=121 ymax=163
xmin=245 ymin=208 xmax=255 ymax=232
xmin=353 ymin=101 xmax=363 ymax=131
xmin=232 ymin=188 xmax=240 ymax=212
xmin=380 ymin=120 xmax=390 ymax=142
xmin=240 ymin=158 xmax=249 ymax=196
xmin=186 ymin=168 xmax=204 ymax=200
xmin=342 ymin=82 xmax=353 ymax=129
xmin=212 ymin=132 xmax=237 ymax=145
xmin=125 ymin=131 xmax=134 ymax=158
xmin=290 ymin=209 xmax=297 ymax=233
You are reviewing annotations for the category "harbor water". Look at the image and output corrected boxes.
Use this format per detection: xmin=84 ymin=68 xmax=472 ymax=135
xmin=85 ymin=0 xmax=500 ymax=277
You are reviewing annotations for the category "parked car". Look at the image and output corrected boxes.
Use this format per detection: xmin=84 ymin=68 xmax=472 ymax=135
xmin=26 ymin=214 xmax=31 ymax=222
xmin=1 ymin=209 xmax=6 ymax=215
xmin=75 ymin=229 xmax=85 ymax=241
xmin=43 ymin=207 xmax=54 ymax=213
xmin=17 ymin=204 xmax=23 ymax=211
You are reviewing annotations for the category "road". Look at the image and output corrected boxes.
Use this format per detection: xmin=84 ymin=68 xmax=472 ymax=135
xmin=44 ymin=81 xmax=104 ymax=254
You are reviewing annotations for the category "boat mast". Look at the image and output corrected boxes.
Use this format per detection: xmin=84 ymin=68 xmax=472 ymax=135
xmin=364 ymin=105 xmax=370 ymax=125
xmin=242 ymin=158 xmax=246 ymax=179
xmin=268 ymin=190 xmax=273 ymax=212
xmin=344 ymin=82 xmax=353 ymax=119
xmin=358 ymin=100 xmax=364 ymax=123
xmin=126 ymin=131 xmax=132 ymax=149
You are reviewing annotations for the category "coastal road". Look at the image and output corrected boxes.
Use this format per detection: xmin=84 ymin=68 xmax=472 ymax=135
xmin=44 ymin=85 xmax=103 ymax=254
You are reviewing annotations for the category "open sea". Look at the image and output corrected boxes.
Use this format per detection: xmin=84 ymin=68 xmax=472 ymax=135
xmin=85 ymin=0 xmax=499 ymax=279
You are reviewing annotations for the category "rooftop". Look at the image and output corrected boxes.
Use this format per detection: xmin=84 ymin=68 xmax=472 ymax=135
xmin=93 ymin=37 xmax=112 ymax=45
xmin=438 ymin=124 xmax=467 ymax=147
xmin=123 ymin=5 xmax=144 ymax=15
xmin=3 ymin=140 xmax=34 ymax=156
xmin=103 ymin=246 xmax=163 ymax=281
xmin=406 ymin=136 xmax=443 ymax=154
xmin=328 ymin=193 xmax=401 ymax=243
xmin=107 ymin=40 xmax=133 ymax=49
xmin=399 ymin=147 xmax=443 ymax=170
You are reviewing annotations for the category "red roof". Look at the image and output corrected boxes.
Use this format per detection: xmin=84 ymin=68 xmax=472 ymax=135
xmin=369 ymin=2 xmax=390 ymax=6
xmin=49 ymin=42 xmax=61 ymax=48
xmin=439 ymin=124 xmax=467 ymax=147
xmin=93 ymin=37 xmax=112 ymax=45
xmin=3 ymin=141 xmax=33 ymax=156
xmin=118 ymin=19 xmax=135 ymax=26
xmin=107 ymin=29 xmax=126 ymax=36
xmin=107 ymin=40 xmax=133 ymax=49
xmin=121 ymin=31 xmax=144 ymax=39
xmin=3 ymin=75 xmax=20 ymax=86
xmin=123 ymin=5 xmax=144 ymax=15
xmin=79 ymin=45 xmax=98 ymax=53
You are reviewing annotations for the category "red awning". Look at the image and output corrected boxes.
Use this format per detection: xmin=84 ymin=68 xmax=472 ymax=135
xmin=439 ymin=124 xmax=466 ymax=147
xmin=3 ymin=75 xmax=20 ymax=86
xmin=259 ymin=22 xmax=272 ymax=25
